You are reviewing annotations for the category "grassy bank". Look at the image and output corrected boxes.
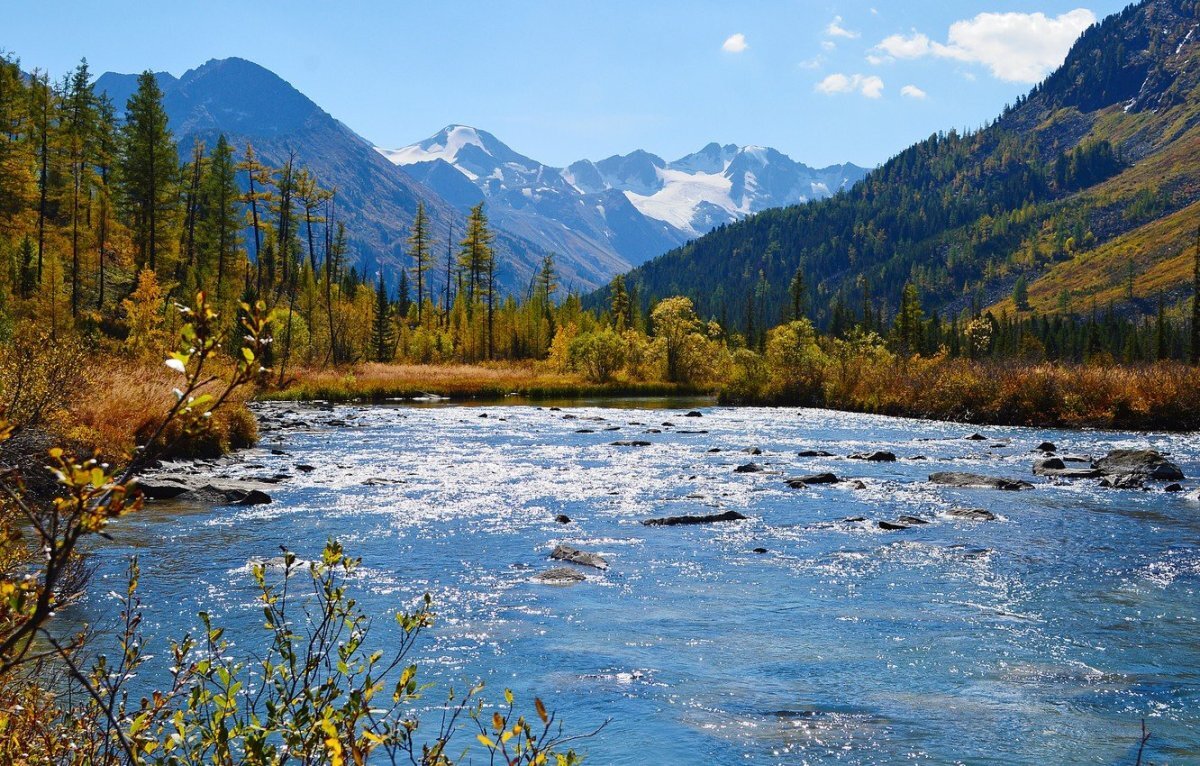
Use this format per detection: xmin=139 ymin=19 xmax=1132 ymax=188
xmin=722 ymin=356 xmax=1200 ymax=432
xmin=264 ymin=362 xmax=714 ymax=402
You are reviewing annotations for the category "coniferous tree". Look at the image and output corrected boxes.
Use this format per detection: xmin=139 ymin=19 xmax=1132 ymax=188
xmin=407 ymin=201 xmax=432 ymax=323
xmin=93 ymin=94 xmax=117 ymax=310
xmin=609 ymin=274 xmax=630 ymax=330
xmin=63 ymin=59 xmax=95 ymax=317
xmin=788 ymin=267 xmax=806 ymax=321
xmin=892 ymin=282 xmax=925 ymax=356
xmin=237 ymin=143 xmax=271 ymax=292
xmin=29 ymin=71 xmax=55 ymax=282
xmin=371 ymin=272 xmax=393 ymax=362
xmin=198 ymin=135 xmax=241 ymax=301
xmin=119 ymin=71 xmax=176 ymax=273
xmin=1013 ymin=276 xmax=1029 ymax=311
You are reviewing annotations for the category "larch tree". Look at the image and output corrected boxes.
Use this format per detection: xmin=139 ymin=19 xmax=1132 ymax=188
xmin=237 ymin=142 xmax=271 ymax=294
xmin=119 ymin=71 xmax=176 ymax=273
xmin=93 ymin=94 xmax=117 ymax=310
xmin=63 ymin=59 xmax=95 ymax=318
xmin=407 ymin=201 xmax=432 ymax=323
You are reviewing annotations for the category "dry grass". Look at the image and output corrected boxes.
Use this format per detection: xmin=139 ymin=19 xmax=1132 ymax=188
xmin=727 ymin=355 xmax=1200 ymax=431
xmin=268 ymin=362 xmax=708 ymax=402
xmin=63 ymin=356 xmax=258 ymax=460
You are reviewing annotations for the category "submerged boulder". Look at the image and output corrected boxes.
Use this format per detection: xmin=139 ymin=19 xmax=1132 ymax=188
xmin=1095 ymin=449 xmax=1185 ymax=481
xmin=611 ymin=440 xmax=651 ymax=447
xmin=946 ymin=508 xmax=997 ymax=521
xmin=1036 ymin=441 xmax=1057 ymax=453
xmin=735 ymin=463 xmax=764 ymax=473
xmin=877 ymin=521 xmax=910 ymax=531
xmin=534 ymin=567 xmax=587 ymax=584
xmin=642 ymin=510 xmax=748 ymax=526
xmin=1032 ymin=457 xmax=1103 ymax=479
xmin=929 ymin=472 xmax=1033 ymax=491
xmin=785 ymin=473 xmax=840 ymax=488
xmin=550 ymin=544 xmax=608 ymax=570
xmin=797 ymin=450 xmax=835 ymax=457
xmin=849 ymin=451 xmax=896 ymax=462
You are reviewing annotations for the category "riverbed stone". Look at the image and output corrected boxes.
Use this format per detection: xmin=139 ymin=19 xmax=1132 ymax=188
xmin=550 ymin=544 xmax=608 ymax=570
xmin=929 ymin=472 xmax=1033 ymax=490
xmin=1032 ymin=457 xmax=1103 ymax=479
xmin=611 ymin=440 xmax=651 ymax=447
xmin=1095 ymin=449 xmax=1185 ymax=481
xmin=735 ymin=463 xmax=763 ymax=473
xmin=534 ymin=567 xmax=587 ymax=584
xmin=849 ymin=451 xmax=896 ymax=462
xmin=785 ymin=473 xmax=840 ymax=488
xmin=946 ymin=508 xmax=997 ymax=521
xmin=642 ymin=510 xmax=748 ymax=526
xmin=797 ymin=450 xmax=835 ymax=457
xmin=877 ymin=521 xmax=910 ymax=531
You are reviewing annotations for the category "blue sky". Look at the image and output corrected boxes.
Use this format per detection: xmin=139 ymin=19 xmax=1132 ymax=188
xmin=6 ymin=1 xmax=1129 ymax=168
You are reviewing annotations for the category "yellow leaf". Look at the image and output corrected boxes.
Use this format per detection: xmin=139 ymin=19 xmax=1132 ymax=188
xmin=476 ymin=734 xmax=496 ymax=749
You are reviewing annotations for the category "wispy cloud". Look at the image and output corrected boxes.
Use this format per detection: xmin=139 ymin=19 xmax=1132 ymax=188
xmin=816 ymin=73 xmax=884 ymax=99
xmin=869 ymin=9 xmax=1096 ymax=83
xmin=722 ymin=33 xmax=748 ymax=53
xmin=900 ymin=84 xmax=927 ymax=99
xmin=826 ymin=15 xmax=860 ymax=39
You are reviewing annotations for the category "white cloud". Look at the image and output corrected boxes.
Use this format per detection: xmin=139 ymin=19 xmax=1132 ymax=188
xmin=821 ymin=40 xmax=836 ymax=51
xmin=722 ymin=33 xmax=748 ymax=53
xmin=868 ymin=9 xmax=1095 ymax=83
xmin=876 ymin=32 xmax=933 ymax=60
xmin=900 ymin=84 xmax=927 ymax=99
xmin=826 ymin=15 xmax=860 ymax=39
xmin=797 ymin=55 xmax=825 ymax=70
xmin=816 ymin=73 xmax=884 ymax=99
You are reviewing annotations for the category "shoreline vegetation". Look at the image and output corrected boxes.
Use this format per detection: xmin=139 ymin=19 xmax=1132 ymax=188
xmin=261 ymin=357 xmax=1200 ymax=432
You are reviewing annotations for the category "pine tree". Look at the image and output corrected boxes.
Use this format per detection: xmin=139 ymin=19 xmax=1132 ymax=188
xmin=892 ymin=282 xmax=925 ymax=356
xmin=18 ymin=235 xmax=35 ymax=299
xmin=1155 ymin=296 xmax=1170 ymax=361
xmin=64 ymin=59 xmax=95 ymax=317
xmin=119 ymin=71 xmax=176 ymax=273
xmin=29 ymin=71 xmax=55 ymax=283
xmin=198 ymin=134 xmax=242 ymax=301
xmin=407 ymin=201 xmax=432 ymax=323
xmin=1013 ymin=275 xmax=1029 ymax=311
xmin=94 ymin=94 xmax=117 ymax=310
xmin=609 ymin=273 xmax=630 ymax=330
xmin=371 ymin=272 xmax=393 ymax=362
xmin=788 ymin=267 xmax=806 ymax=321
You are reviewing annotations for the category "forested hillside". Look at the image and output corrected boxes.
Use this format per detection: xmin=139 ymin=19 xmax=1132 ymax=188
xmin=597 ymin=0 xmax=1200 ymax=335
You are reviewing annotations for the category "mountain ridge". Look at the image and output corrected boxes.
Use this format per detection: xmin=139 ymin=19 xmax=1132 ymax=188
xmin=596 ymin=0 xmax=1200 ymax=331
xmin=378 ymin=124 xmax=867 ymax=273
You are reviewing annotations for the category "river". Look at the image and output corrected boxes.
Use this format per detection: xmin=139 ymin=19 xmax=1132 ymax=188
xmin=72 ymin=400 xmax=1200 ymax=764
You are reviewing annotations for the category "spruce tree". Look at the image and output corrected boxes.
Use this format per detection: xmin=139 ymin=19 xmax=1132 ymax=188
xmin=64 ymin=59 xmax=95 ymax=317
xmin=372 ymin=272 xmax=393 ymax=362
xmin=788 ymin=267 xmax=806 ymax=321
xmin=119 ymin=71 xmax=176 ymax=273
xmin=1013 ymin=276 xmax=1029 ymax=311
xmin=407 ymin=201 xmax=432 ymax=323
xmin=609 ymin=274 xmax=630 ymax=330
xmin=198 ymin=135 xmax=242 ymax=301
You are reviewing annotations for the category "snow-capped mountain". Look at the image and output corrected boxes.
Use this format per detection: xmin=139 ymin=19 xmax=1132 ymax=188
xmin=378 ymin=126 xmax=868 ymax=271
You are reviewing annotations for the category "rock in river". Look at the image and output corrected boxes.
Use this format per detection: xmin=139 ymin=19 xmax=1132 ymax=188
xmin=946 ymin=508 xmax=997 ymax=521
xmin=550 ymin=544 xmax=608 ymax=570
xmin=785 ymin=473 xmax=840 ymax=488
xmin=797 ymin=450 xmax=835 ymax=457
xmin=642 ymin=510 xmax=748 ymax=526
xmin=735 ymin=463 xmax=764 ymax=473
xmin=534 ymin=567 xmax=587 ymax=584
xmin=929 ymin=472 xmax=1033 ymax=491
xmin=1036 ymin=441 xmax=1057 ymax=453
xmin=1095 ymin=449 xmax=1185 ymax=481
xmin=1032 ymin=457 xmax=1102 ymax=479
xmin=849 ymin=451 xmax=896 ymax=462
xmin=877 ymin=521 xmax=910 ymax=531
xmin=611 ymin=440 xmax=651 ymax=447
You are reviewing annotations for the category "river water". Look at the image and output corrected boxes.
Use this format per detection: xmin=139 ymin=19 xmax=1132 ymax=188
xmin=73 ymin=401 xmax=1200 ymax=764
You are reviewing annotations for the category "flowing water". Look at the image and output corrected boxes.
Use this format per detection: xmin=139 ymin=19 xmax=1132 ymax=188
xmin=72 ymin=401 xmax=1200 ymax=764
